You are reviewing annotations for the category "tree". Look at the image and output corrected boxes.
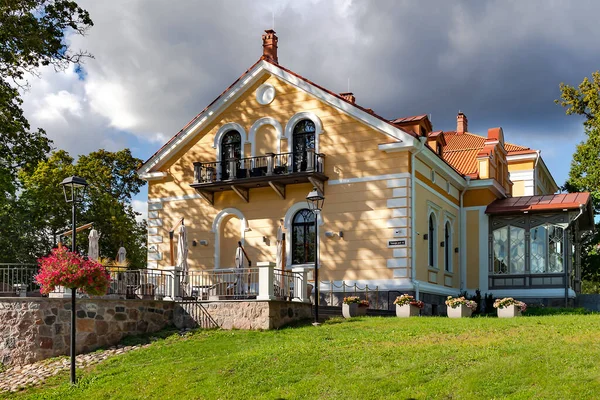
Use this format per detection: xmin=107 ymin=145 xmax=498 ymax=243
xmin=15 ymin=149 xmax=147 ymax=267
xmin=556 ymin=71 xmax=600 ymax=285
xmin=0 ymin=0 xmax=93 ymax=262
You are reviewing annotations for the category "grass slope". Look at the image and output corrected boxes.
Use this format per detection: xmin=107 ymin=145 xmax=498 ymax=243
xmin=6 ymin=315 xmax=600 ymax=400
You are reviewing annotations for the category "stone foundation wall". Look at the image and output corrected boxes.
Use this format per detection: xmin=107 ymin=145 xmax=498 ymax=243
xmin=0 ymin=298 xmax=174 ymax=366
xmin=174 ymin=301 xmax=312 ymax=330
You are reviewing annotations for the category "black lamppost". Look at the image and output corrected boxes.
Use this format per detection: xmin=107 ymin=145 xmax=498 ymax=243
xmin=60 ymin=175 xmax=88 ymax=384
xmin=306 ymin=187 xmax=325 ymax=325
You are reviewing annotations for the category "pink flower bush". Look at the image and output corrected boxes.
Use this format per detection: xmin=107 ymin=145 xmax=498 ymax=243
xmin=36 ymin=247 xmax=111 ymax=296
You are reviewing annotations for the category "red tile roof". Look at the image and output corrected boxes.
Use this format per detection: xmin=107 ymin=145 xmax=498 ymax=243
xmin=441 ymin=131 xmax=537 ymax=176
xmin=389 ymin=114 xmax=428 ymax=124
xmin=486 ymin=193 xmax=591 ymax=214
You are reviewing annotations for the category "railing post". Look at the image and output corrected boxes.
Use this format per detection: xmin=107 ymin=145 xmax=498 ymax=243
xmin=163 ymin=265 xmax=182 ymax=301
xmin=257 ymin=262 xmax=276 ymax=301
xmin=306 ymin=149 xmax=315 ymax=171
xmin=292 ymin=267 xmax=310 ymax=303
xmin=266 ymin=152 xmax=275 ymax=176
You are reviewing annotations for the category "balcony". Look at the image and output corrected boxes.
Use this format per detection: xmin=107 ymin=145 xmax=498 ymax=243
xmin=190 ymin=151 xmax=327 ymax=204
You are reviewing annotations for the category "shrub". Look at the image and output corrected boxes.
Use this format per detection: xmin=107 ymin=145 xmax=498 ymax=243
xmin=393 ymin=294 xmax=424 ymax=309
xmin=36 ymin=247 xmax=111 ymax=296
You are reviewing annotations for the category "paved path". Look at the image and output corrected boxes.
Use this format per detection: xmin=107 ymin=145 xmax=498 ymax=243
xmin=0 ymin=344 xmax=149 ymax=394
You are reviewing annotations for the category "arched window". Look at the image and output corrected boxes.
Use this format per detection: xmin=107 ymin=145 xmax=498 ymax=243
xmin=220 ymin=130 xmax=242 ymax=180
xmin=292 ymin=119 xmax=316 ymax=172
xmin=291 ymin=209 xmax=316 ymax=265
xmin=428 ymin=213 xmax=437 ymax=268
xmin=444 ymin=221 xmax=452 ymax=272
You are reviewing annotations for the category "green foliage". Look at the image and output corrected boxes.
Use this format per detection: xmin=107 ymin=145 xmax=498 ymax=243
xmin=6 ymin=149 xmax=147 ymax=267
xmin=7 ymin=316 xmax=600 ymax=399
xmin=557 ymin=72 xmax=600 ymax=284
xmin=581 ymin=280 xmax=600 ymax=294
xmin=0 ymin=0 xmax=93 ymax=262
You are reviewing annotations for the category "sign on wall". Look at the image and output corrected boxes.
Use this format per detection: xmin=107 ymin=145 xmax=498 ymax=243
xmin=387 ymin=239 xmax=407 ymax=248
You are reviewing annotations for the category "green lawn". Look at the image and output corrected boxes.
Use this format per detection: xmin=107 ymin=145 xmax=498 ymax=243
xmin=6 ymin=315 xmax=600 ymax=399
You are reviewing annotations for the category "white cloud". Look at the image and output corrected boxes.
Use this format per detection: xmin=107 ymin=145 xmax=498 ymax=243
xmin=131 ymin=199 xmax=147 ymax=223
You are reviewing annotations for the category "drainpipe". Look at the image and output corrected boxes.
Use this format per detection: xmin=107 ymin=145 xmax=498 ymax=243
xmin=411 ymin=136 xmax=427 ymax=300
xmin=564 ymin=204 xmax=585 ymax=307
xmin=533 ymin=150 xmax=541 ymax=195
xmin=459 ymin=176 xmax=471 ymax=292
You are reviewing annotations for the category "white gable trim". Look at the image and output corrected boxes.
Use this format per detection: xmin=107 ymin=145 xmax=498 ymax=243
xmin=248 ymin=117 xmax=283 ymax=157
xmin=139 ymin=60 xmax=423 ymax=176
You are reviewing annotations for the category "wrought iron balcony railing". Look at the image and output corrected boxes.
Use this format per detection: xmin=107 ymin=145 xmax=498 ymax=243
xmin=193 ymin=151 xmax=325 ymax=184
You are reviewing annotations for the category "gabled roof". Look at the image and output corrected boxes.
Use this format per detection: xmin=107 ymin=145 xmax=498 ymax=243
xmin=441 ymin=130 xmax=537 ymax=176
xmin=138 ymin=59 xmax=418 ymax=176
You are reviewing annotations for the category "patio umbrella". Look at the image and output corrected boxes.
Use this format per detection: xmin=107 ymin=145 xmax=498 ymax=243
xmin=276 ymin=223 xmax=286 ymax=270
xmin=235 ymin=242 xmax=248 ymax=295
xmin=88 ymin=228 xmax=100 ymax=260
xmin=177 ymin=224 xmax=189 ymax=286
xmin=116 ymin=245 xmax=127 ymax=264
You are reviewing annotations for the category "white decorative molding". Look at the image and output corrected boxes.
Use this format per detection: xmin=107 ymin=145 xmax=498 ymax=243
xmin=392 ymin=188 xmax=407 ymax=197
xmin=284 ymin=112 xmax=323 ymax=154
xmin=248 ymin=117 xmax=283 ymax=157
xmin=509 ymin=169 xmax=534 ymax=181
xmin=211 ymin=208 xmax=249 ymax=269
xmin=148 ymin=219 xmax=163 ymax=227
xmin=392 ymin=208 xmax=408 ymax=218
xmin=387 ymin=198 xmax=407 ymax=208
xmin=387 ymin=258 xmax=408 ymax=268
xmin=148 ymin=202 xmax=163 ymax=210
xmin=479 ymin=208 xmax=489 ymax=292
xmin=256 ymin=83 xmax=276 ymax=105
xmin=393 ymin=268 xmax=409 ymax=278
xmin=148 ymin=252 xmax=162 ymax=261
xmin=386 ymin=218 xmax=408 ymax=228
xmin=139 ymin=171 xmax=167 ymax=181
xmin=393 ymin=248 xmax=408 ymax=258
xmin=149 ymin=194 xmax=201 ymax=203
xmin=213 ymin=122 xmax=248 ymax=160
xmin=386 ymin=176 xmax=411 ymax=188
xmin=148 ymin=235 xmax=163 ymax=244
xmin=284 ymin=202 xmax=324 ymax=267
xmin=148 ymin=211 xmax=159 ymax=219
xmin=147 ymin=227 xmax=158 ymax=235
xmin=329 ymin=172 xmax=410 ymax=186
xmin=416 ymin=280 xmax=460 ymax=296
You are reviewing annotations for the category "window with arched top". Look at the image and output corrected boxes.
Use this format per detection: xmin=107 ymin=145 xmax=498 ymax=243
xmin=291 ymin=209 xmax=316 ymax=265
xmin=292 ymin=119 xmax=316 ymax=172
xmin=444 ymin=221 xmax=452 ymax=272
xmin=220 ymin=130 xmax=242 ymax=180
xmin=428 ymin=213 xmax=437 ymax=268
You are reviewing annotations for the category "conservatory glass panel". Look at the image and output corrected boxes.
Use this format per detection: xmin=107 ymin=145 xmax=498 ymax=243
xmin=493 ymin=226 xmax=508 ymax=274
xmin=530 ymin=225 xmax=547 ymax=273
xmin=548 ymin=225 xmax=564 ymax=273
xmin=509 ymin=226 xmax=525 ymax=273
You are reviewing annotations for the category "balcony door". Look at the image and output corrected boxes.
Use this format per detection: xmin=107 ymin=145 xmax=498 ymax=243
xmin=220 ymin=130 xmax=242 ymax=180
xmin=292 ymin=119 xmax=315 ymax=172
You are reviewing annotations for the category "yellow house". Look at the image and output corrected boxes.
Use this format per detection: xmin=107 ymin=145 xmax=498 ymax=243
xmin=138 ymin=30 xmax=593 ymax=311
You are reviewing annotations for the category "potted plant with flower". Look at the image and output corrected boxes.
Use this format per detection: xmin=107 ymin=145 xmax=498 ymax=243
xmin=494 ymin=297 xmax=527 ymax=318
xmin=342 ymin=296 xmax=369 ymax=318
xmin=393 ymin=294 xmax=424 ymax=317
xmin=445 ymin=296 xmax=477 ymax=318
xmin=36 ymin=247 xmax=112 ymax=297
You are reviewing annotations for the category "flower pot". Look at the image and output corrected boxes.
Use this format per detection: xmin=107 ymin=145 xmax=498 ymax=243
xmin=447 ymin=304 xmax=473 ymax=318
xmin=396 ymin=304 xmax=420 ymax=318
xmin=497 ymin=305 xmax=522 ymax=318
xmin=342 ymin=303 xmax=368 ymax=318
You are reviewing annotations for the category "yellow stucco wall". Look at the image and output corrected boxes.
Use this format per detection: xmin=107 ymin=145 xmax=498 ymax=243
xmin=465 ymin=210 xmax=480 ymax=289
xmin=413 ymin=172 xmax=460 ymax=289
xmin=147 ymin=73 xmax=412 ymax=282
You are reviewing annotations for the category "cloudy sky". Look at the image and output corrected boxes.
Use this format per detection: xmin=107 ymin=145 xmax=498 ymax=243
xmin=19 ymin=0 xmax=600 ymax=217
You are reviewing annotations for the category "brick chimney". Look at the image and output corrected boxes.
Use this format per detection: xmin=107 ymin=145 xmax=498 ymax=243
xmin=339 ymin=92 xmax=355 ymax=104
xmin=261 ymin=29 xmax=278 ymax=64
xmin=457 ymin=112 xmax=468 ymax=135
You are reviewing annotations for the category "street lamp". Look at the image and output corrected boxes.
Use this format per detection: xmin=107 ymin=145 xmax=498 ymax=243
xmin=306 ymin=187 xmax=325 ymax=325
xmin=60 ymin=175 xmax=88 ymax=384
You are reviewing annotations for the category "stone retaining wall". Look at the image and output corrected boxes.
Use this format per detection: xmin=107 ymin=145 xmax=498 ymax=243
xmin=174 ymin=300 xmax=312 ymax=330
xmin=0 ymin=298 xmax=174 ymax=366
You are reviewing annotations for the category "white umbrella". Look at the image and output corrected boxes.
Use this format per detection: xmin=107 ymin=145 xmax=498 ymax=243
xmin=88 ymin=229 xmax=100 ymax=260
xmin=276 ymin=225 xmax=286 ymax=270
xmin=234 ymin=244 xmax=248 ymax=295
xmin=177 ymin=224 xmax=189 ymax=284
